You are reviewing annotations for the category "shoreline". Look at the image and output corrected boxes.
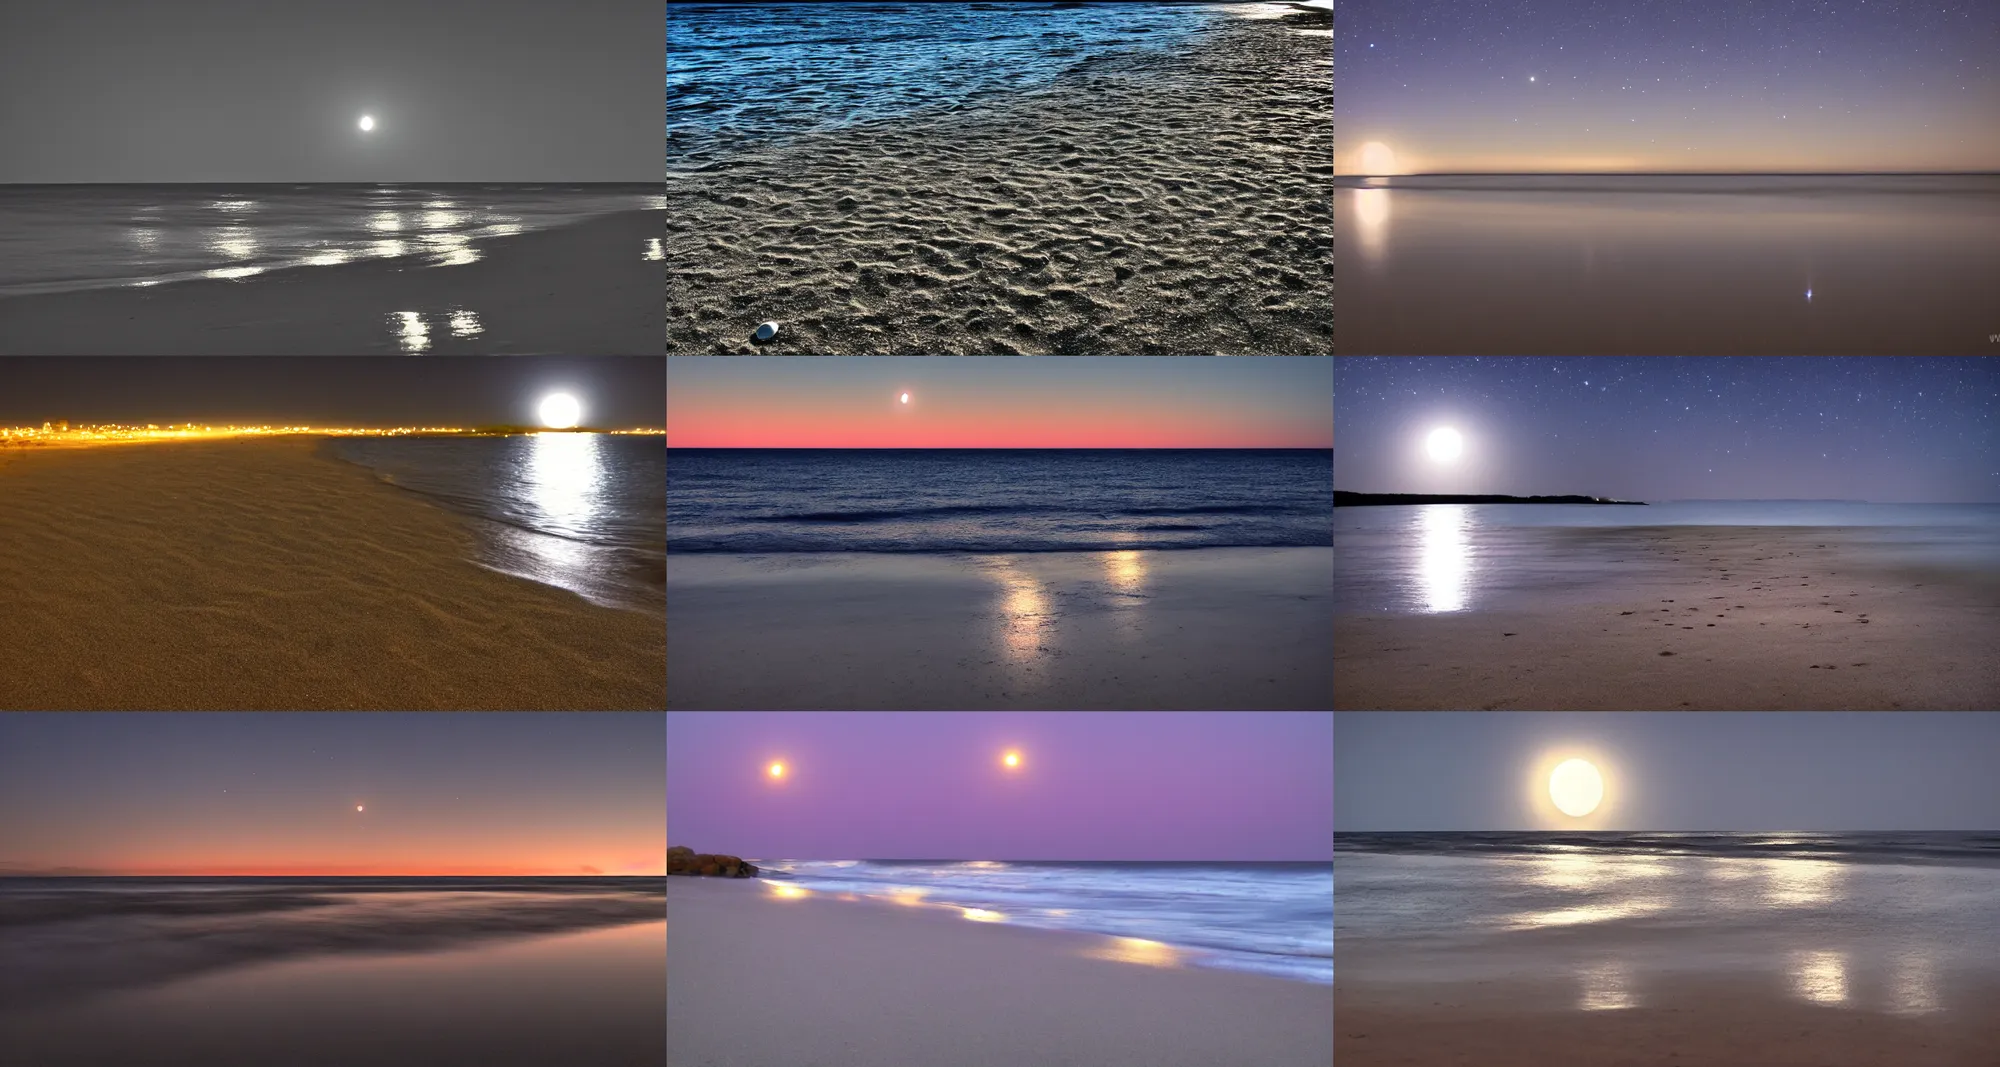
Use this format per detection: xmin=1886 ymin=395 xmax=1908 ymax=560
xmin=0 ymin=438 xmax=664 ymax=710
xmin=0 ymin=210 xmax=663 ymax=354
xmin=664 ymin=11 xmax=1331 ymax=354
xmin=667 ymin=547 xmax=1332 ymax=709
xmin=667 ymin=878 xmax=1333 ymax=1067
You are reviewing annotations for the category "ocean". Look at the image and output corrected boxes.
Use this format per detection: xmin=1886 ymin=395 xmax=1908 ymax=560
xmin=667 ymin=449 xmax=1333 ymax=553
xmin=1335 ymin=833 xmax=2000 ymax=1009
xmin=665 ymin=1 xmax=1228 ymax=170
xmin=330 ymin=435 xmax=666 ymax=612
xmin=1334 ymin=500 xmax=2000 ymax=614
xmin=756 ymin=859 xmax=1332 ymax=984
xmin=0 ymin=184 xmax=663 ymax=297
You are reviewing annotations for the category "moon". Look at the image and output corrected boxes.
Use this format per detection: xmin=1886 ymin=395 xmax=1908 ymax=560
xmin=538 ymin=393 xmax=582 ymax=429
xmin=358 ymin=115 xmax=375 ymax=132
xmin=1425 ymin=426 xmax=1464 ymax=462
xmin=768 ymin=761 xmax=786 ymax=779
xmin=355 ymin=804 xmax=364 ymax=812
xmin=1550 ymin=759 xmax=1604 ymax=817
xmin=900 ymin=392 xmax=910 ymax=404
xmin=1359 ymin=141 xmax=1399 ymax=175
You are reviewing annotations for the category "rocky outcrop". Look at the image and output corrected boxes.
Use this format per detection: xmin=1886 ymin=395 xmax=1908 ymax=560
xmin=668 ymin=845 xmax=758 ymax=878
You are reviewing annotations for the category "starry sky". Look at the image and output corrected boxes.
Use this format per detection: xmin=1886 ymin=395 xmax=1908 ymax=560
xmin=1336 ymin=0 xmax=2000 ymax=174
xmin=666 ymin=357 xmax=1334 ymax=449
xmin=1335 ymin=712 xmax=2000 ymax=831
xmin=0 ymin=357 xmax=664 ymax=429
xmin=667 ymin=712 xmax=1334 ymax=860
xmin=0 ymin=713 xmax=666 ymax=876
xmin=0 ymin=0 xmax=656 ymax=182
xmin=1335 ymin=357 xmax=1998 ymax=502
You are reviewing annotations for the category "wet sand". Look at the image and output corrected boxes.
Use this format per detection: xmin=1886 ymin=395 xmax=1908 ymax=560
xmin=0 ymin=439 xmax=664 ymax=710
xmin=665 ymin=9 xmax=1331 ymax=355
xmin=0 ymin=211 xmax=663 ymax=355
xmin=1336 ymin=526 xmax=2000 ymax=710
xmin=668 ymin=877 xmax=1332 ymax=1067
xmin=667 ymin=548 xmax=1332 ymax=710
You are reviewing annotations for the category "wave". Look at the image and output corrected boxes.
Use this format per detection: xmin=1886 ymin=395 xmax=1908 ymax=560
xmin=747 ymin=502 xmax=1306 ymax=524
xmin=1335 ymin=831 xmax=2000 ymax=868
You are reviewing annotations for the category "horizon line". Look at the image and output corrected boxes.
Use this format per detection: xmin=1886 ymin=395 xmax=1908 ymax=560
xmin=665 ymin=445 xmax=1334 ymax=450
xmin=1336 ymin=170 xmax=2000 ymax=178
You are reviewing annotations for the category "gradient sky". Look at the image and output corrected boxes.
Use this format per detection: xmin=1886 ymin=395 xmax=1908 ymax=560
xmin=0 ymin=0 xmax=656 ymax=182
xmin=1337 ymin=0 xmax=2000 ymax=173
xmin=665 ymin=357 xmax=1334 ymax=448
xmin=0 ymin=713 xmax=665 ymax=876
xmin=0 ymin=357 xmax=664 ymax=429
xmin=1335 ymin=712 xmax=2000 ymax=832
xmin=667 ymin=712 xmax=1334 ymax=860
xmin=1335 ymin=357 xmax=1999 ymax=502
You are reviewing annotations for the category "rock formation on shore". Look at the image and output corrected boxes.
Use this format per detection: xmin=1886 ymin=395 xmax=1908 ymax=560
xmin=668 ymin=845 xmax=759 ymax=878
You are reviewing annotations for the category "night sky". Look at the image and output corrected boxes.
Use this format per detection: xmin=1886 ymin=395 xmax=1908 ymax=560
xmin=667 ymin=712 xmax=1334 ymax=860
xmin=665 ymin=357 xmax=1334 ymax=448
xmin=1337 ymin=0 xmax=2000 ymax=174
xmin=1335 ymin=711 xmax=2000 ymax=831
xmin=0 ymin=713 xmax=666 ymax=876
xmin=0 ymin=0 xmax=657 ymax=182
xmin=0 ymin=357 xmax=664 ymax=429
xmin=1335 ymin=357 xmax=1999 ymax=503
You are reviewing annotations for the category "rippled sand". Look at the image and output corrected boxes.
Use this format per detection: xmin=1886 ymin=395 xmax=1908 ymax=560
xmin=665 ymin=9 xmax=1331 ymax=355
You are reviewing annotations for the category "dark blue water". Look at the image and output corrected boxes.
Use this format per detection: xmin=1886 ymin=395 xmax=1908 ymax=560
xmin=665 ymin=1 xmax=1225 ymax=169
xmin=0 ymin=184 xmax=663 ymax=296
xmin=330 ymin=435 xmax=666 ymax=611
xmin=668 ymin=448 xmax=1333 ymax=552
xmin=757 ymin=860 xmax=1331 ymax=983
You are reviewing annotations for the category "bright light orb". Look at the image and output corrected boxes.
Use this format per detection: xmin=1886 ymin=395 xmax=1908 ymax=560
xmin=900 ymin=392 xmax=910 ymax=404
xmin=1550 ymin=759 xmax=1604 ymax=817
xmin=1359 ymin=141 xmax=1398 ymax=176
xmin=1003 ymin=750 xmax=1021 ymax=768
xmin=355 ymin=804 xmax=364 ymax=812
xmin=358 ymin=115 xmax=375 ymax=132
xmin=1425 ymin=426 xmax=1464 ymax=462
xmin=768 ymin=762 xmax=786 ymax=779
xmin=538 ymin=393 xmax=582 ymax=429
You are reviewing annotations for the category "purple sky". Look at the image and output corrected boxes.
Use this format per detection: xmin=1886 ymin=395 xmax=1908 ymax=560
xmin=667 ymin=712 xmax=1333 ymax=861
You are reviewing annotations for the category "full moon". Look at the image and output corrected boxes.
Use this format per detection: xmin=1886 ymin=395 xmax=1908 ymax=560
xmin=1359 ymin=141 xmax=1398 ymax=175
xmin=355 ymin=804 xmax=364 ymax=812
xmin=358 ymin=115 xmax=375 ymax=132
xmin=768 ymin=762 xmax=786 ymax=779
xmin=1425 ymin=426 xmax=1464 ymax=462
xmin=1003 ymin=750 xmax=1021 ymax=768
xmin=1549 ymin=759 xmax=1604 ymax=817
xmin=900 ymin=392 xmax=910 ymax=404
xmin=538 ymin=393 xmax=582 ymax=429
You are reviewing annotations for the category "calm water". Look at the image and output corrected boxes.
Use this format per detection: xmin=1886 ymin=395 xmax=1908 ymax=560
xmin=666 ymin=1 xmax=1226 ymax=169
xmin=1335 ymin=833 xmax=2000 ymax=1013
xmin=1335 ymin=500 xmax=2000 ymax=614
xmin=1334 ymin=174 xmax=2000 ymax=354
xmin=758 ymin=859 xmax=1332 ymax=983
xmin=331 ymin=435 xmax=666 ymax=612
xmin=669 ymin=449 xmax=1333 ymax=553
xmin=0 ymin=184 xmax=663 ymax=296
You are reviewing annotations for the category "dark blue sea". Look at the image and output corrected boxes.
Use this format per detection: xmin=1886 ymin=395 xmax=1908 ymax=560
xmin=757 ymin=859 xmax=1332 ymax=983
xmin=665 ymin=1 xmax=1229 ymax=169
xmin=667 ymin=448 xmax=1333 ymax=553
xmin=331 ymin=435 xmax=666 ymax=611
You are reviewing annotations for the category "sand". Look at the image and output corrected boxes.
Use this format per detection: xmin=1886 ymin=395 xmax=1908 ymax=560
xmin=666 ymin=877 xmax=1332 ymax=1067
xmin=666 ymin=548 xmax=1332 ymax=709
xmin=0 ymin=211 xmax=663 ymax=355
xmin=1335 ymin=526 xmax=2000 ymax=710
xmin=0 ymin=439 xmax=664 ymax=710
xmin=664 ymin=9 xmax=1331 ymax=354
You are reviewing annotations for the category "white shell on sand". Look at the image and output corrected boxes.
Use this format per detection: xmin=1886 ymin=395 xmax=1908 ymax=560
xmin=754 ymin=321 xmax=781 ymax=342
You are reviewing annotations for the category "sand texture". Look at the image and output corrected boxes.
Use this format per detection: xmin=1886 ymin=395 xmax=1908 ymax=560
xmin=1335 ymin=526 xmax=2000 ymax=710
xmin=0 ymin=440 xmax=664 ymax=710
xmin=0 ymin=211 xmax=663 ymax=355
xmin=667 ymin=877 xmax=1332 ymax=1067
xmin=667 ymin=548 xmax=1333 ymax=710
xmin=664 ymin=11 xmax=1331 ymax=354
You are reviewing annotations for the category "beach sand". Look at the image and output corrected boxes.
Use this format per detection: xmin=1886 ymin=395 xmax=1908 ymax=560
xmin=666 ymin=877 xmax=1332 ymax=1067
xmin=0 ymin=439 xmax=663 ymax=710
xmin=666 ymin=548 xmax=1332 ymax=709
xmin=1335 ymin=976 xmax=2000 ymax=1067
xmin=0 ymin=211 xmax=663 ymax=355
xmin=1335 ymin=526 xmax=2000 ymax=710
xmin=664 ymin=9 xmax=1330 ymax=355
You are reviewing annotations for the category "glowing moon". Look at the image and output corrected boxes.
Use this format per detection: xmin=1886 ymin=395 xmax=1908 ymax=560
xmin=1003 ymin=750 xmax=1021 ymax=769
xmin=355 ymin=804 xmax=364 ymax=812
xmin=900 ymin=392 xmax=910 ymax=404
xmin=1359 ymin=141 xmax=1398 ymax=175
xmin=1425 ymin=426 xmax=1464 ymax=462
xmin=358 ymin=115 xmax=375 ymax=132
xmin=538 ymin=393 xmax=582 ymax=429
xmin=1550 ymin=759 xmax=1603 ymax=817
xmin=768 ymin=762 xmax=786 ymax=779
